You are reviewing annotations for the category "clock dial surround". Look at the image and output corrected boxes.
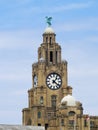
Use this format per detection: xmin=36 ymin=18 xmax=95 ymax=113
xmin=46 ymin=72 xmax=62 ymax=90
xmin=34 ymin=75 xmax=37 ymax=87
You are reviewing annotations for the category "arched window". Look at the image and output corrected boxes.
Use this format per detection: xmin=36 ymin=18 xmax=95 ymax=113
xmin=38 ymin=112 xmax=41 ymax=118
xmin=50 ymin=51 xmax=53 ymax=62
xmin=69 ymin=120 xmax=74 ymax=126
xmin=46 ymin=37 xmax=48 ymax=43
xmin=61 ymin=119 xmax=64 ymax=126
xmin=50 ymin=37 xmax=52 ymax=44
xmin=68 ymin=111 xmax=75 ymax=116
xmin=51 ymin=95 xmax=56 ymax=108
xmin=40 ymin=96 xmax=43 ymax=104
xmin=90 ymin=121 xmax=94 ymax=128
xmin=84 ymin=119 xmax=87 ymax=127
xmin=68 ymin=111 xmax=76 ymax=127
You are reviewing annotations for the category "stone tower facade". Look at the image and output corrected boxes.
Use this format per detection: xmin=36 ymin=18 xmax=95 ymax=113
xmin=22 ymin=26 xmax=98 ymax=130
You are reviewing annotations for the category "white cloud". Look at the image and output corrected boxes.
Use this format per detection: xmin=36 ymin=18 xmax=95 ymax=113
xmin=31 ymin=1 xmax=94 ymax=14
xmin=0 ymin=73 xmax=30 ymax=81
xmin=11 ymin=89 xmax=27 ymax=96
xmin=55 ymin=17 xmax=98 ymax=32
xmin=86 ymin=36 xmax=98 ymax=42
xmin=0 ymin=30 xmax=33 ymax=49
xmin=0 ymin=110 xmax=22 ymax=124
xmin=0 ymin=32 xmax=41 ymax=52
xmin=0 ymin=60 xmax=32 ymax=81
xmin=51 ymin=1 xmax=93 ymax=12
xmin=69 ymin=66 xmax=98 ymax=78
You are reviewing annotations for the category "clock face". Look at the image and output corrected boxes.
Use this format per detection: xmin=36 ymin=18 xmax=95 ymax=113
xmin=46 ymin=73 xmax=62 ymax=90
xmin=34 ymin=75 xmax=37 ymax=87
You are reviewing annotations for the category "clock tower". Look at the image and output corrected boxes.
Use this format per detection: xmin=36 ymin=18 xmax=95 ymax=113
xmin=22 ymin=25 xmax=72 ymax=127
xmin=22 ymin=19 xmax=98 ymax=130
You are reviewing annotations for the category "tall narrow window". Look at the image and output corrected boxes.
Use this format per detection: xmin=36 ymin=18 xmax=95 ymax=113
xmin=69 ymin=120 xmax=74 ymax=126
xmin=90 ymin=121 xmax=94 ymax=128
xmin=50 ymin=51 xmax=53 ymax=62
xmin=45 ymin=124 xmax=48 ymax=130
xmin=46 ymin=51 xmax=48 ymax=63
xmin=84 ymin=119 xmax=87 ymax=127
xmin=38 ymin=112 xmax=41 ymax=118
xmin=40 ymin=96 xmax=43 ymax=104
xmin=61 ymin=119 xmax=64 ymax=126
xmin=56 ymin=51 xmax=57 ymax=63
xmin=46 ymin=37 xmax=48 ymax=43
xmin=51 ymin=95 xmax=56 ymax=108
xmin=50 ymin=37 xmax=52 ymax=44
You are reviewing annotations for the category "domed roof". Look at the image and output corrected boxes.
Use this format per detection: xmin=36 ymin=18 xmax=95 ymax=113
xmin=61 ymin=95 xmax=76 ymax=106
xmin=44 ymin=27 xmax=54 ymax=34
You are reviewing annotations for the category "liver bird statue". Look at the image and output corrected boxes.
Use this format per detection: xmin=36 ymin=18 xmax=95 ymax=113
xmin=45 ymin=16 xmax=52 ymax=27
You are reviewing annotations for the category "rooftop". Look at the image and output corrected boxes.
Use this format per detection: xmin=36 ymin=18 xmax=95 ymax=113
xmin=0 ymin=125 xmax=45 ymax=130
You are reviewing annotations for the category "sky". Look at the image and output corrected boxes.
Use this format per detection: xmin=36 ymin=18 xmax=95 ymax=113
xmin=0 ymin=0 xmax=98 ymax=124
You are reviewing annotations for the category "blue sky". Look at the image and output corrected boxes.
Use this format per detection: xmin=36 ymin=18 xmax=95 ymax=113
xmin=0 ymin=0 xmax=98 ymax=124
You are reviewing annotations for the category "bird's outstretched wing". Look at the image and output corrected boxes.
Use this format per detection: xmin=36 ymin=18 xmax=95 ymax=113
xmin=45 ymin=16 xmax=52 ymax=21
xmin=45 ymin=16 xmax=52 ymax=26
xmin=48 ymin=17 xmax=52 ymax=20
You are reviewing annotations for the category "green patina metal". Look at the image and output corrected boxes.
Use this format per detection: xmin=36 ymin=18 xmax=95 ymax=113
xmin=45 ymin=16 xmax=52 ymax=26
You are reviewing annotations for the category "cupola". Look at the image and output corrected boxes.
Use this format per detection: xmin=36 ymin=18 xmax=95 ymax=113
xmin=61 ymin=95 xmax=76 ymax=106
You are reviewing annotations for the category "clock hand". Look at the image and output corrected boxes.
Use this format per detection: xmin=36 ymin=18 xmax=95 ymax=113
xmin=53 ymin=80 xmax=59 ymax=86
xmin=55 ymin=75 xmax=58 ymax=80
